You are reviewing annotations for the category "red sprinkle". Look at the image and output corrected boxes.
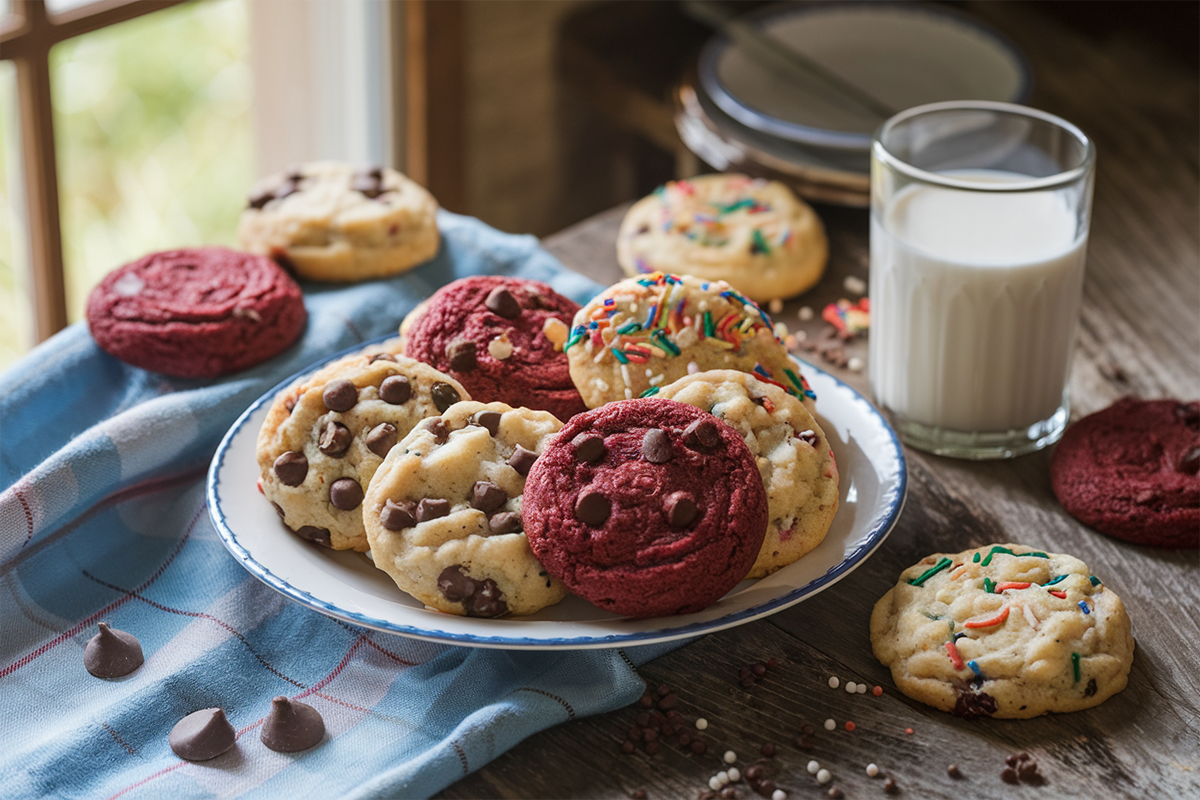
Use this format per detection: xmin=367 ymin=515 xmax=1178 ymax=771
xmin=872 ymin=685 xmax=883 ymax=696
xmin=945 ymin=640 xmax=965 ymax=670
xmin=844 ymin=721 xmax=856 ymax=732
xmin=1049 ymin=590 xmax=1067 ymax=599
xmin=995 ymin=582 xmax=1031 ymax=592
xmin=964 ymin=606 xmax=1010 ymax=629
xmin=905 ymin=727 xmax=914 ymax=735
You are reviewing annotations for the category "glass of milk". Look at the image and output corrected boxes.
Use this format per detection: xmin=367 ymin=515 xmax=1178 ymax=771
xmin=869 ymin=101 xmax=1095 ymax=459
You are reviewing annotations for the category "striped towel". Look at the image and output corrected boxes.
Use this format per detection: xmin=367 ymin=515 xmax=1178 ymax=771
xmin=0 ymin=212 xmax=676 ymax=799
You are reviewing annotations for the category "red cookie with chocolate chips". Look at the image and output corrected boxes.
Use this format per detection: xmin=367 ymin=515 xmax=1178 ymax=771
xmin=522 ymin=398 xmax=768 ymax=617
xmin=87 ymin=247 xmax=306 ymax=378
xmin=401 ymin=275 xmax=587 ymax=420
xmin=1051 ymin=398 xmax=1200 ymax=547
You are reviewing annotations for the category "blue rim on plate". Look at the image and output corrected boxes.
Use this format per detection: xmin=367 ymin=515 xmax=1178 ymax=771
xmin=698 ymin=2 xmax=1033 ymax=151
xmin=207 ymin=335 xmax=906 ymax=649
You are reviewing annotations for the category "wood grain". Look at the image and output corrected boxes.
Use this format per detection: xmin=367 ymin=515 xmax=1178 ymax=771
xmin=437 ymin=3 xmax=1199 ymax=798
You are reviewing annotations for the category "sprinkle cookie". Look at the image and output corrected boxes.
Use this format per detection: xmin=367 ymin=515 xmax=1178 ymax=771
xmin=363 ymin=401 xmax=567 ymax=617
xmin=522 ymin=398 xmax=768 ymax=618
xmin=565 ymin=272 xmax=813 ymax=410
xmin=257 ymin=354 xmax=468 ymax=551
xmin=656 ymin=370 xmax=838 ymax=577
xmin=870 ymin=544 xmax=1135 ymax=718
xmin=617 ymin=174 xmax=828 ymax=304
xmin=238 ymin=160 xmax=439 ymax=282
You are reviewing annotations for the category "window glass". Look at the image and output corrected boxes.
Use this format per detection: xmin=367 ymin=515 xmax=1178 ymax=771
xmin=0 ymin=60 xmax=31 ymax=372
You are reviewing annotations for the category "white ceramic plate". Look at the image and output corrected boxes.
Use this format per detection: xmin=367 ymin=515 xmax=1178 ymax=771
xmin=207 ymin=342 xmax=906 ymax=649
xmin=699 ymin=3 xmax=1031 ymax=151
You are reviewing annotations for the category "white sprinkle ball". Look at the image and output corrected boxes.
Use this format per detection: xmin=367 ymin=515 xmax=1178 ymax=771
xmin=795 ymin=328 xmax=808 ymax=341
xmin=774 ymin=321 xmax=789 ymax=339
xmin=828 ymin=676 xmax=840 ymax=689
xmin=845 ymin=681 xmax=857 ymax=693
xmin=768 ymin=298 xmax=784 ymax=314
xmin=709 ymin=777 xmax=723 ymax=791
xmin=717 ymin=771 xmax=729 ymax=785
xmin=695 ymin=718 xmax=708 ymax=730
xmin=807 ymin=760 xmax=821 ymax=774
xmin=798 ymin=305 xmax=815 ymax=321
xmin=844 ymin=275 xmax=868 ymax=295
xmin=847 ymin=356 xmax=866 ymax=372
xmin=857 ymin=682 xmax=868 ymax=694
xmin=817 ymin=769 xmax=832 ymax=785
xmin=728 ymin=768 xmax=741 ymax=782
xmin=866 ymin=763 xmax=880 ymax=777
xmin=772 ymin=790 xmax=788 ymax=800
xmin=724 ymin=750 xmax=737 ymax=764
xmin=824 ymin=718 xmax=836 ymax=731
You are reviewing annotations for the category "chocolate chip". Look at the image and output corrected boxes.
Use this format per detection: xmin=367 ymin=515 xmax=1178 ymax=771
xmin=436 ymin=565 xmax=508 ymax=617
xmin=350 ymin=170 xmax=385 ymax=199
xmin=446 ymin=339 xmax=478 ymax=372
xmin=576 ymin=490 xmax=611 ymax=526
xmin=84 ymin=622 xmax=144 ymax=678
xmin=472 ymin=481 xmax=508 ymax=512
xmin=827 ymin=789 xmax=844 ymax=800
xmin=689 ymin=739 xmax=706 ymax=755
xmin=260 ymin=696 xmax=324 ymax=753
xmin=366 ymin=423 xmax=398 ymax=457
xmin=641 ymin=428 xmax=673 ymax=463
xmin=368 ymin=352 xmax=397 ymax=364
xmin=273 ymin=451 xmax=308 ymax=486
xmin=295 ymin=526 xmax=332 ymax=547
xmin=318 ymin=420 xmax=353 ymax=456
xmin=284 ymin=395 xmax=297 ymax=414
xmin=1001 ymin=767 xmax=1019 ymax=784
xmin=322 ymin=379 xmax=357 ymax=412
xmin=1176 ymin=401 xmax=1200 ymax=431
xmin=416 ymin=497 xmax=450 ymax=522
xmin=475 ymin=410 xmax=502 ymax=435
xmin=796 ymin=429 xmax=819 ymax=448
xmin=423 ymin=416 xmax=450 ymax=442
xmin=573 ymin=432 xmax=607 ymax=463
xmin=1084 ymin=677 xmax=1097 ymax=697
xmin=248 ymin=187 xmax=275 ymax=210
xmin=484 ymin=286 xmax=522 ymax=319
xmin=431 ymin=382 xmax=461 ymax=412
xmin=380 ymin=499 xmax=416 ymax=531
xmin=1017 ymin=760 xmax=1040 ymax=781
xmin=379 ymin=375 xmax=411 ymax=405
xmin=947 ymin=765 xmax=963 ymax=779
xmin=884 ymin=778 xmax=898 ymax=794
xmin=169 ymin=708 xmax=236 ymax=762
xmin=664 ymin=491 xmax=699 ymax=527
xmin=952 ymin=688 xmax=998 ymax=718
xmin=1178 ymin=445 xmax=1200 ymax=474
xmin=683 ymin=417 xmax=721 ymax=451
xmin=507 ymin=445 xmax=538 ymax=476
xmin=468 ymin=578 xmax=507 ymax=617
xmin=329 ymin=478 xmax=363 ymax=510
xmin=488 ymin=511 xmax=522 ymax=534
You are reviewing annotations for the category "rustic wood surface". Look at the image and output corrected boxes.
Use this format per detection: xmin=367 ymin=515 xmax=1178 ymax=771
xmin=436 ymin=3 xmax=1199 ymax=799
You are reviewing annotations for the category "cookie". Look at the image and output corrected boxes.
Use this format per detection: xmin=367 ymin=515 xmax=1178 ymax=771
xmin=362 ymin=401 xmax=568 ymax=617
xmin=402 ymin=275 xmax=588 ymax=420
xmin=565 ymin=272 xmax=814 ymax=410
xmin=522 ymin=398 xmax=768 ymax=618
xmin=257 ymin=354 xmax=468 ymax=551
xmin=870 ymin=544 xmax=1135 ymax=719
xmin=617 ymin=174 xmax=828 ymax=303
xmin=656 ymin=370 xmax=838 ymax=578
xmin=1051 ymin=398 xmax=1200 ymax=548
xmin=86 ymin=247 xmax=306 ymax=378
xmin=238 ymin=161 xmax=439 ymax=282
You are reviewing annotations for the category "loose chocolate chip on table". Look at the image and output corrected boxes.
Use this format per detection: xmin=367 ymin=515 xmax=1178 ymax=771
xmin=683 ymin=418 xmax=721 ymax=451
xmin=484 ymin=286 xmax=522 ymax=319
xmin=884 ymin=777 xmax=898 ymax=794
xmin=446 ymin=339 xmax=478 ymax=372
xmin=273 ymin=451 xmax=308 ymax=486
xmin=573 ymin=432 xmax=607 ymax=463
xmin=261 ymin=696 xmax=325 ymax=753
xmin=366 ymin=423 xmax=398 ymax=457
xmin=641 ymin=428 xmax=673 ymax=463
xmin=295 ymin=525 xmax=332 ymax=547
xmin=431 ymin=382 xmax=461 ymax=413
xmin=169 ymin=708 xmax=236 ymax=762
xmin=322 ymin=379 xmax=358 ymax=412
xmin=318 ymin=420 xmax=353 ymax=457
xmin=1001 ymin=767 xmax=1019 ymax=784
xmin=380 ymin=499 xmax=416 ymax=531
xmin=947 ymin=764 xmax=963 ymax=779
xmin=472 ymin=480 xmax=508 ymax=512
xmin=475 ymin=410 xmax=503 ymax=435
xmin=507 ymin=445 xmax=538 ymax=476
xmin=488 ymin=511 xmax=522 ymax=534
xmin=576 ymin=490 xmax=611 ymax=526
xmin=664 ymin=492 xmax=698 ymax=527
xmin=416 ymin=497 xmax=451 ymax=522
xmin=379 ymin=375 xmax=412 ymax=405
xmin=84 ymin=622 xmax=144 ymax=678
xmin=329 ymin=478 xmax=364 ymax=510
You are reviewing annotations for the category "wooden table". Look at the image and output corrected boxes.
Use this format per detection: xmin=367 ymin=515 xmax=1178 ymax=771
xmin=437 ymin=5 xmax=1199 ymax=798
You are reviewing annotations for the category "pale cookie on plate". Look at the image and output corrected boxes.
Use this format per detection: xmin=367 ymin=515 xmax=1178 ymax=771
xmin=656 ymin=369 xmax=838 ymax=578
xmin=363 ymin=401 xmax=568 ymax=617
xmin=870 ymin=544 xmax=1135 ymax=719
xmin=617 ymin=174 xmax=828 ymax=304
xmin=565 ymin=271 xmax=814 ymax=410
xmin=257 ymin=354 xmax=468 ymax=551
xmin=238 ymin=160 xmax=439 ymax=282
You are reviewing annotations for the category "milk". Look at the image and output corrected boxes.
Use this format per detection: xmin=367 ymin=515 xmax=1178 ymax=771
xmin=869 ymin=170 xmax=1087 ymax=433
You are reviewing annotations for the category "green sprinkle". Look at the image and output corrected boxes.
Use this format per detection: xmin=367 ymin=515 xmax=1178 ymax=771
xmin=639 ymin=386 xmax=660 ymax=398
xmin=1043 ymin=575 xmax=1068 ymax=587
xmin=611 ymin=347 xmax=629 ymax=364
xmin=1089 ymin=575 xmax=1101 ymax=586
xmin=564 ymin=332 xmax=585 ymax=351
xmin=1072 ymin=652 xmax=1081 ymax=683
xmin=616 ymin=321 xmax=642 ymax=335
xmin=1027 ymin=551 xmax=1050 ymax=559
xmin=920 ymin=611 xmax=941 ymax=620
xmin=949 ymin=620 xmax=956 ymax=634
xmin=752 ymin=229 xmax=771 ymax=255
xmin=972 ymin=552 xmax=981 ymax=563
xmin=908 ymin=557 xmax=953 ymax=587
xmin=979 ymin=545 xmax=1047 ymax=566
xmin=783 ymin=368 xmax=805 ymax=392
xmin=715 ymin=198 xmax=754 ymax=214
xmin=653 ymin=330 xmax=681 ymax=356
xmin=983 ymin=577 xmax=996 ymax=594
xmin=703 ymin=310 xmax=715 ymax=338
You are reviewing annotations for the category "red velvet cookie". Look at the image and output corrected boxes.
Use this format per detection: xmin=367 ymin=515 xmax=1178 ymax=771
xmin=1051 ymin=398 xmax=1199 ymax=548
xmin=522 ymin=398 xmax=768 ymax=617
xmin=402 ymin=276 xmax=587 ymax=420
xmin=87 ymin=247 xmax=306 ymax=378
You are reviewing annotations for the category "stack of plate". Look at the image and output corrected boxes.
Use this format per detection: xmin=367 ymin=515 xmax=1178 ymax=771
xmin=675 ymin=3 xmax=1032 ymax=207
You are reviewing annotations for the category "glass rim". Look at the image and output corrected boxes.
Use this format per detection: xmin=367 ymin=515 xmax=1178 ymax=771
xmin=872 ymin=100 xmax=1095 ymax=192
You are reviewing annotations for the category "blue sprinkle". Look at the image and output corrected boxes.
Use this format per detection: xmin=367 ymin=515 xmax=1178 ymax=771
xmin=967 ymin=660 xmax=984 ymax=678
xmin=1078 ymin=601 xmax=1091 ymax=615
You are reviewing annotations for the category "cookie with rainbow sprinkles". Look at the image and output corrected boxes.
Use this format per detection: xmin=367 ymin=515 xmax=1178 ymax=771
xmin=870 ymin=544 xmax=1134 ymax=719
xmin=565 ymin=272 xmax=814 ymax=410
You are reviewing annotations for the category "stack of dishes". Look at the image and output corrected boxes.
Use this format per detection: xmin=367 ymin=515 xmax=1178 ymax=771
xmin=675 ymin=2 xmax=1032 ymax=207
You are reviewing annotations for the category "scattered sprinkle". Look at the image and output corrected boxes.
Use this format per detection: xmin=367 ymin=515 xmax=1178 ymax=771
xmin=724 ymin=750 xmax=737 ymax=764
xmin=843 ymin=275 xmax=867 ymax=295
xmin=844 ymin=721 xmax=856 ymax=732
xmin=696 ymin=718 xmax=708 ymax=730
xmin=856 ymin=683 xmax=867 ymax=694
xmin=847 ymin=356 xmax=865 ymax=372
xmin=808 ymin=760 xmax=821 ymax=774
xmin=824 ymin=719 xmax=836 ymax=731
xmin=905 ymin=727 xmax=914 ymax=735
xmin=817 ymin=768 xmax=832 ymax=785
xmin=872 ymin=685 xmax=883 ymax=696
xmin=828 ymin=676 xmax=840 ymax=689
xmin=884 ymin=777 xmax=898 ymax=794
xmin=799 ymin=306 xmax=814 ymax=321
xmin=728 ymin=767 xmax=741 ymax=782
xmin=772 ymin=790 xmax=787 ymax=800
xmin=768 ymin=298 xmax=784 ymax=314
xmin=866 ymin=764 xmax=880 ymax=778
xmin=845 ymin=681 xmax=857 ymax=693
xmin=709 ymin=776 xmax=723 ymax=791
xmin=947 ymin=764 xmax=963 ymax=779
